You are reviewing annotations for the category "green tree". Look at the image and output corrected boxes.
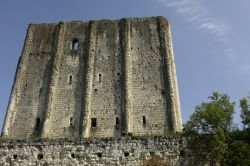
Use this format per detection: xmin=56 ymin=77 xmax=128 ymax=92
xmin=223 ymin=140 xmax=250 ymax=166
xmin=184 ymin=92 xmax=235 ymax=164
xmin=239 ymin=97 xmax=250 ymax=129
xmin=185 ymin=92 xmax=235 ymax=134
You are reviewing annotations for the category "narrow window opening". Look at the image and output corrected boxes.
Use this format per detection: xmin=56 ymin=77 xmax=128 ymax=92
xmin=91 ymin=118 xmax=97 ymax=128
xmin=180 ymin=150 xmax=185 ymax=157
xmin=97 ymin=153 xmax=102 ymax=158
xmin=124 ymin=152 xmax=129 ymax=157
xmin=13 ymin=154 xmax=18 ymax=159
xmin=71 ymin=39 xmax=79 ymax=50
xmin=149 ymin=151 xmax=155 ymax=156
xmin=116 ymin=117 xmax=119 ymax=125
xmin=37 ymin=153 xmax=44 ymax=160
xmin=116 ymin=117 xmax=119 ymax=129
xmin=69 ymin=75 xmax=72 ymax=85
xmin=161 ymin=89 xmax=165 ymax=95
xmin=36 ymin=118 xmax=40 ymax=128
xmin=70 ymin=118 xmax=73 ymax=126
xmin=39 ymin=88 xmax=42 ymax=97
xmin=71 ymin=153 xmax=75 ymax=158
xmin=143 ymin=116 xmax=146 ymax=125
xmin=98 ymin=74 xmax=102 ymax=82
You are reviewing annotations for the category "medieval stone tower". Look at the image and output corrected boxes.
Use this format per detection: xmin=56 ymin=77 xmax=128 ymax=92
xmin=1 ymin=16 xmax=182 ymax=140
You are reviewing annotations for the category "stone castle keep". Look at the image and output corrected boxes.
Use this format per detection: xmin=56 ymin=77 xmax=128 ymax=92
xmin=2 ymin=16 xmax=182 ymax=140
xmin=0 ymin=17 xmax=189 ymax=166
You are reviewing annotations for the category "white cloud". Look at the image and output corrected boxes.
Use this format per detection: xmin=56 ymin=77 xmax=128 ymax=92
xmin=157 ymin=0 xmax=228 ymax=41
xmin=157 ymin=0 xmax=232 ymax=57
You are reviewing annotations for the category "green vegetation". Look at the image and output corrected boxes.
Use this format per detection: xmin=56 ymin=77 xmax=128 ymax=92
xmin=240 ymin=96 xmax=250 ymax=129
xmin=184 ymin=92 xmax=250 ymax=165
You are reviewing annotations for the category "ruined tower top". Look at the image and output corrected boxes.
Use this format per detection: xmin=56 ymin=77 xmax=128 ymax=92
xmin=2 ymin=16 xmax=182 ymax=140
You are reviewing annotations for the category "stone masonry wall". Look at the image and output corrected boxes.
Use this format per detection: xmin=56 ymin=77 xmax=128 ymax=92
xmin=2 ymin=16 xmax=182 ymax=140
xmin=0 ymin=137 xmax=188 ymax=166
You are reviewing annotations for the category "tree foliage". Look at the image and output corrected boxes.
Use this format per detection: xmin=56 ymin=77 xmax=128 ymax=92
xmin=183 ymin=92 xmax=250 ymax=165
xmin=185 ymin=92 xmax=235 ymax=134
xmin=184 ymin=92 xmax=235 ymax=164
xmin=239 ymin=97 xmax=250 ymax=129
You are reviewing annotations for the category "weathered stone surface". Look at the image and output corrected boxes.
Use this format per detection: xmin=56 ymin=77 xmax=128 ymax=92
xmin=0 ymin=137 xmax=187 ymax=166
xmin=2 ymin=16 xmax=182 ymax=140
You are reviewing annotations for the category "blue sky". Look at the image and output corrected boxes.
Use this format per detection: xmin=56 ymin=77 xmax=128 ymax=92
xmin=1 ymin=0 xmax=250 ymax=132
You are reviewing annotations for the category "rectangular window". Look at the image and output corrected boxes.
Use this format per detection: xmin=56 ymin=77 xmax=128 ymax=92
xmin=143 ymin=116 xmax=146 ymax=125
xmin=36 ymin=118 xmax=40 ymax=128
xmin=69 ymin=75 xmax=72 ymax=85
xmin=116 ymin=117 xmax=119 ymax=125
xmin=116 ymin=117 xmax=119 ymax=130
xmin=91 ymin=118 xmax=97 ymax=128
xmin=70 ymin=118 xmax=73 ymax=126
xmin=98 ymin=74 xmax=102 ymax=83
xmin=71 ymin=39 xmax=79 ymax=50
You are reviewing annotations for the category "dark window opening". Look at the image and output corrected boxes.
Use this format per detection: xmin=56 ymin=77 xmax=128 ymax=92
xmin=91 ymin=118 xmax=97 ymax=128
xmin=149 ymin=151 xmax=155 ymax=156
xmin=69 ymin=75 xmax=72 ymax=85
xmin=98 ymin=74 xmax=102 ymax=82
xmin=116 ymin=117 xmax=119 ymax=125
xmin=13 ymin=154 xmax=18 ymax=159
xmin=37 ymin=153 xmax=44 ymax=160
xmin=36 ymin=118 xmax=40 ymax=128
xmin=143 ymin=116 xmax=146 ymax=125
xmin=180 ymin=150 xmax=185 ymax=157
xmin=161 ymin=90 xmax=165 ymax=95
xmin=70 ymin=118 xmax=73 ymax=126
xmin=124 ymin=152 xmax=129 ymax=157
xmin=116 ymin=117 xmax=119 ymax=129
xmin=39 ymin=88 xmax=42 ymax=97
xmin=97 ymin=153 xmax=102 ymax=158
xmin=71 ymin=153 xmax=75 ymax=158
xmin=71 ymin=39 xmax=79 ymax=50
xmin=94 ymin=88 xmax=98 ymax=92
